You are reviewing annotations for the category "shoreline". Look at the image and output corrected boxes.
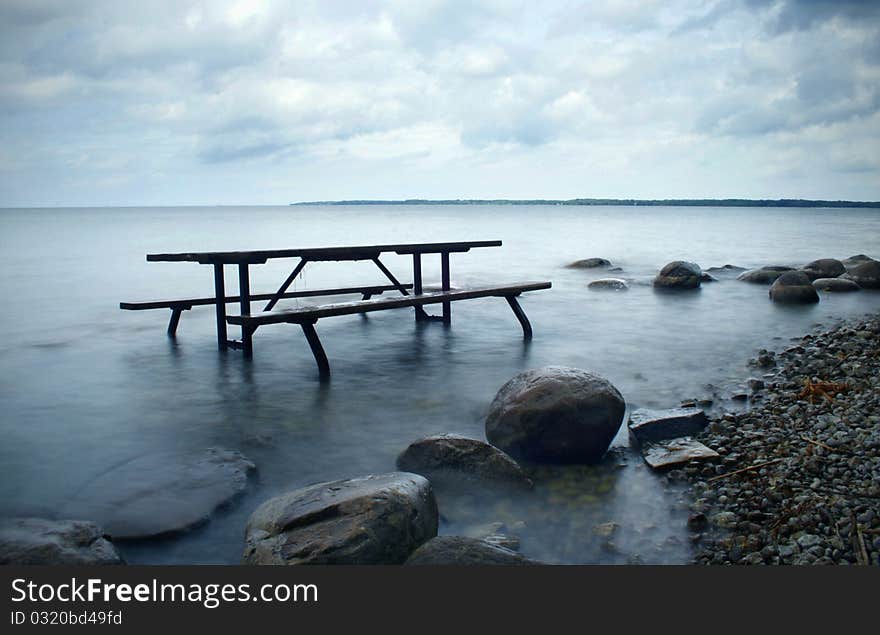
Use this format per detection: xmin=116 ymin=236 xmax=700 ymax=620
xmin=670 ymin=312 xmax=880 ymax=565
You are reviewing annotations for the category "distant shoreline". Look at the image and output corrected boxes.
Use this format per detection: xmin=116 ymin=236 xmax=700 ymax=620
xmin=291 ymin=198 xmax=880 ymax=208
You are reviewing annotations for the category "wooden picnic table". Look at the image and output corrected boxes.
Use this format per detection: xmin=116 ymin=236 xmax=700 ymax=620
xmin=122 ymin=240 xmax=551 ymax=378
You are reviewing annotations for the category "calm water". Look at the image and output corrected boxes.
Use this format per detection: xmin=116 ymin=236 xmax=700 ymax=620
xmin=1 ymin=204 xmax=879 ymax=564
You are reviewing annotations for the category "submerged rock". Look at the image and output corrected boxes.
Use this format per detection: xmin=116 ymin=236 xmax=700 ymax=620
xmin=640 ymin=437 xmax=719 ymax=470
xmin=567 ymin=257 xmax=611 ymax=269
xmin=0 ymin=518 xmax=124 ymax=565
xmin=628 ymin=407 xmax=709 ymax=446
xmin=800 ymin=258 xmax=845 ymax=281
xmin=841 ymin=254 xmax=876 ymax=271
xmin=60 ymin=448 xmax=256 ymax=540
xmin=396 ymin=434 xmax=532 ymax=489
xmin=737 ymin=266 xmax=795 ymax=284
xmin=700 ymin=272 xmax=718 ymax=282
xmin=769 ymin=271 xmax=820 ymax=304
xmin=841 ymin=260 xmax=880 ymax=289
xmin=405 ymin=536 xmax=538 ymax=565
xmin=485 ymin=367 xmax=626 ymax=465
xmin=812 ymin=277 xmax=861 ymax=293
xmin=653 ymin=261 xmax=702 ymax=289
xmin=243 ymin=472 xmax=437 ymax=565
xmin=588 ymin=278 xmax=628 ymax=291
xmin=705 ymin=264 xmax=746 ymax=274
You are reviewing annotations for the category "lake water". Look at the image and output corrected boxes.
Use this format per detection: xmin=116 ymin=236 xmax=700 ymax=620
xmin=1 ymin=204 xmax=878 ymax=564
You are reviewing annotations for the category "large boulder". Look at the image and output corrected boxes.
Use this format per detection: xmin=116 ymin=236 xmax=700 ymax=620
xmin=800 ymin=258 xmax=845 ymax=281
xmin=627 ymin=407 xmax=709 ymax=446
xmin=737 ymin=265 xmax=795 ymax=284
xmin=485 ymin=367 xmax=626 ymax=464
xmin=567 ymin=257 xmax=611 ymax=269
xmin=405 ymin=536 xmax=538 ymax=565
xmin=243 ymin=472 xmax=437 ymax=565
xmin=841 ymin=260 xmax=880 ymax=289
xmin=653 ymin=261 xmax=702 ymax=289
xmin=588 ymin=278 xmax=628 ymax=291
xmin=769 ymin=271 xmax=820 ymax=303
xmin=0 ymin=518 xmax=124 ymax=565
xmin=813 ymin=277 xmax=861 ymax=293
xmin=842 ymin=254 xmax=876 ymax=271
xmin=396 ymin=434 xmax=532 ymax=489
xmin=59 ymin=448 xmax=256 ymax=540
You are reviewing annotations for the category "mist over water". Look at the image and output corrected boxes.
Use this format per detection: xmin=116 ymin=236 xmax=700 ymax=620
xmin=1 ymin=204 xmax=878 ymax=564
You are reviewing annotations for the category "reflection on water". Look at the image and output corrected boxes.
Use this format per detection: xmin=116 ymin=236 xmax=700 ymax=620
xmin=0 ymin=205 xmax=879 ymax=564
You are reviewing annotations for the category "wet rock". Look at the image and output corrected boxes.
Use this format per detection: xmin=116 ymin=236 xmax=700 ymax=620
xmin=567 ymin=257 xmax=611 ymax=269
xmin=800 ymin=258 xmax=846 ymax=281
xmin=640 ymin=437 xmax=720 ymax=470
xmin=485 ymin=367 xmax=626 ymax=464
xmin=243 ymin=472 xmax=437 ymax=565
xmin=706 ymin=264 xmax=746 ymax=274
xmin=769 ymin=271 xmax=820 ymax=304
xmin=700 ymin=272 xmax=718 ymax=282
xmin=405 ymin=536 xmax=538 ymax=565
xmin=588 ymin=278 xmax=628 ymax=291
xmin=60 ymin=448 xmax=256 ymax=540
xmin=841 ymin=254 xmax=876 ymax=271
xmin=688 ymin=512 xmax=708 ymax=531
xmin=841 ymin=260 xmax=880 ymax=288
xmin=748 ymin=378 xmax=765 ymax=391
xmin=737 ymin=266 xmax=795 ymax=284
xmin=0 ymin=518 xmax=124 ymax=565
xmin=396 ymin=434 xmax=532 ymax=489
xmin=812 ymin=278 xmax=860 ymax=293
xmin=653 ymin=261 xmax=702 ymax=289
xmin=592 ymin=522 xmax=620 ymax=538
xmin=628 ymin=407 xmax=709 ymax=446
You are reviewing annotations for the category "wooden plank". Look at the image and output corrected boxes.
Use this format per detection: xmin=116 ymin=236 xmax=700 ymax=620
xmin=227 ymin=281 xmax=552 ymax=326
xmin=146 ymin=240 xmax=502 ymax=264
xmin=120 ymin=283 xmax=414 ymax=311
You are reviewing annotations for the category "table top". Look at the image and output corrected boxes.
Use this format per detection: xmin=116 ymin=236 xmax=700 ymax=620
xmin=146 ymin=240 xmax=503 ymax=264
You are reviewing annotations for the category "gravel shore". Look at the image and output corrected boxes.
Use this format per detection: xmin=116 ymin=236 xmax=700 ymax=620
xmin=676 ymin=313 xmax=880 ymax=565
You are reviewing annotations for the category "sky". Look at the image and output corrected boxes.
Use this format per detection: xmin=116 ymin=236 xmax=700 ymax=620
xmin=0 ymin=0 xmax=878 ymax=207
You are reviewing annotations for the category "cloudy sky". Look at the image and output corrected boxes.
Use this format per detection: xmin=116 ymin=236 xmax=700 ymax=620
xmin=1 ymin=0 xmax=878 ymax=207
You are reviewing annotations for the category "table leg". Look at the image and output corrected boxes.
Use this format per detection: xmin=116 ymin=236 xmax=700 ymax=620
xmin=441 ymin=252 xmax=451 ymax=324
xmin=213 ymin=264 xmax=228 ymax=351
xmin=413 ymin=253 xmax=429 ymax=322
xmin=238 ymin=264 xmax=253 ymax=358
xmin=372 ymin=256 xmax=430 ymax=321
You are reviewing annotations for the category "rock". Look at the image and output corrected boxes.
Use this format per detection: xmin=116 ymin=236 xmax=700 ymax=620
xmin=588 ymin=278 xmax=628 ymax=291
xmin=688 ymin=512 xmax=708 ymax=531
xmin=640 ymin=437 xmax=719 ymax=470
xmin=769 ymin=271 xmax=820 ymax=304
xmin=711 ymin=511 xmax=737 ymax=529
xmin=705 ymin=264 xmax=746 ymax=274
xmin=592 ymin=522 xmax=620 ymax=538
xmin=841 ymin=254 xmax=876 ymax=271
xmin=567 ymin=257 xmax=611 ymax=269
xmin=607 ymin=267 xmax=624 ymax=272
xmin=700 ymin=272 xmax=718 ymax=282
xmin=812 ymin=277 xmax=860 ymax=292
xmin=405 ymin=536 xmax=538 ymax=565
xmin=485 ymin=367 xmax=626 ymax=464
xmin=59 ymin=448 xmax=256 ymax=540
xmin=841 ymin=260 xmax=880 ymax=289
xmin=737 ymin=266 xmax=795 ymax=284
xmin=0 ymin=518 xmax=124 ymax=565
xmin=243 ymin=472 xmax=437 ymax=565
xmin=800 ymin=258 xmax=846 ymax=281
xmin=395 ymin=434 xmax=532 ymax=489
xmin=653 ymin=261 xmax=702 ymax=289
xmin=627 ymin=407 xmax=709 ymax=446
xmin=748 ymin=378 xmax=765 ymax=391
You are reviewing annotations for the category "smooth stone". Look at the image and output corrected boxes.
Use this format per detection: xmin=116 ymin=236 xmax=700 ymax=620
xmin=588 ymin=278 xmax=628 ymax=291
xmin=59 ymin=448 xmax=256 ymax=540
xmin=700 ymin=272 xmax=718 ymax=282
xmin=0 ymin=518 xmax=124 ymax=565
xmin=404 ymin=536 xmax=538 ymax=565
xmin=840 ymin=260 xmax=880 ymax=289
xmin=841 ymin=254 xmax=876 ymax=271
xmin=395 ymin=434 xmax=532 ymax=489
xmin=737 ymin=266 xmax=795 ymax=284
xmin=592 ymin=521 xmax=620 ymax=538
xmin=640 ymin=437 xmax=720 ymax=470
xmin=705 ymin=264 xmax=746 ymax=274
xmin=800 ymin=258 xmax=845 ymax=281
xmin=627 ymin=407 xmax=709 ymax=446
xmin=812 ymin=278 xmax=861 ymax=292
xmin=485 ymin=366 xmax=626 ymax=464
xmin=567 ymin=257 xmax=611 ymax=269
xmin=243 ymin=472 xmax=437 ymax=565
xmin=653 ymin=261 xmax=702 ymax=289
xmin=769 ymin=271 xmax=820 ymax=304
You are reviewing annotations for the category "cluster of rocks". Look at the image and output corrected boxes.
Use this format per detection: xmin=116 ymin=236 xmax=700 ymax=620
xmin=567 ymin=257 xmax=628 ymax=291
xmin=671 ymin=315 xmax=880 ymax=565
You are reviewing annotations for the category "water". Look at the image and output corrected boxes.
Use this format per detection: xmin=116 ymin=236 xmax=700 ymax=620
xmin=1 ymin=204 xmax=878 ymax=564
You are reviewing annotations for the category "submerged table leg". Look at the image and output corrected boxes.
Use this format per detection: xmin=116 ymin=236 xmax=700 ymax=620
xmin=300 ymin=321 xmax=330 ymax=379
xmin=239 ymin=264 xmax=253 ymax=358
xmin=441 ymin=252 xmax=451 ymax=324
xmin=213 ymin=264 xmax=228 ymax=351
xmin=412 ymin=253 xmax=429 ymax=322
xmin=506 ymin=295 xmax=533 ymax=340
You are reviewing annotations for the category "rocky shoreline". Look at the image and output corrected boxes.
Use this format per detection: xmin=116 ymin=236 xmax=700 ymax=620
xmin=674 ymin=313 xmax=880 ymax=565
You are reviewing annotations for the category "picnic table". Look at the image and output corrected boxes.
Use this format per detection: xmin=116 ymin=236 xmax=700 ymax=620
xmin=121 ymin=240 xmax=551 ymax=378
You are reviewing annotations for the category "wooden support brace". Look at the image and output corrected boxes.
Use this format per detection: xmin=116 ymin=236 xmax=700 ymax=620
xmin=264 ymin=258 xmax=308 ymax=311
xmin=300 ymin=321 xmax=330 ymax=379
xmin=506 ymin=295 xmax=532 ymax=340
xmin=166 ymin=306 xmax=188 ymax=336
xmin=372 ymin=256 xmax=431 ymax=321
